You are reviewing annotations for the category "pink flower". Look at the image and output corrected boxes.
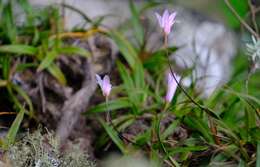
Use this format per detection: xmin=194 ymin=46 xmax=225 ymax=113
xmin=165 ymin=72 xmax=180 ymax=103
xmin=155 ymin=10 xmax=177 ymax=35
xmin=96 ymin=74 xmax=112 ymax=97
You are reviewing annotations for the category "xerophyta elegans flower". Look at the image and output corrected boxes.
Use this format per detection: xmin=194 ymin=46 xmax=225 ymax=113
xmin=246 ymin=35 xmax=260 ymax=71
xmin=165 ymin=72 xmax=180 ymax=103
xmin=155 ymin=9 xmax=177 ymax=35
xmin=96 ymin=74 xmax=112 ymax=97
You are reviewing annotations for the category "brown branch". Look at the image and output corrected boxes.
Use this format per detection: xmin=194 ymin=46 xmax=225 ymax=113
xmin=0 ymin=112 xmax=16 ymax=116
xmin=49 ymin=28 xmax=106 ymax=40
xmin=56 ymin=59 xmax=97 ymax=142
xmin=208 ymin=116 xmax=221 ymax=145
xmin=224 ymin=0 xmax=259 ymax=39
xmin=248 ymin=0 xmax=259 ymax=34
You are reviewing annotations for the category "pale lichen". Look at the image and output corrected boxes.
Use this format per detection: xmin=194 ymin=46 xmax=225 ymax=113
xmin=4 ymin=129 xmax=95 ymax=167
xmin=246 ymin=35 xmax=260 ymax=71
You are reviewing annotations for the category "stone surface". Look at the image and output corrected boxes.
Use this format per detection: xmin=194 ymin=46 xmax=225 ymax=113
xmin=166 ymin=8 xmax=237 ymax=97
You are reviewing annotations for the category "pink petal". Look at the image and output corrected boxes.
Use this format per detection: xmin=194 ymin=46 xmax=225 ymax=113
xmin=95 ymin=74 xmax=103 ymax=89
xmin=103 ymin=75 xmax=112 ymax=96
xmin=169 ymin=12 xmax=177 ymax=25
xmin=165 ymin=72 xmax=180 ymax=103
xmin=103 ymin=75 xmax=111 ymax=88
xmin=167 ymin=72 xmax=173 ymax=84
xmin=162 ymin=10 xmax=169 ymax=27
xmin=164 ymin=24 xmax=171 ymax=35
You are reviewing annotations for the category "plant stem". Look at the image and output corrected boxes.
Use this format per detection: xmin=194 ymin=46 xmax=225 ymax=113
xmin=248 ymin=0 xmax=259 ymax=34
xmin=245 ymin=69 xmax=252 ymax=94
xmin=163 ymin=35 xmax=218 ymax=119
xmin=224 ymin=0 xmax=259 ymax=39
xmin=208 ymin=116 xmax=221 ymax=145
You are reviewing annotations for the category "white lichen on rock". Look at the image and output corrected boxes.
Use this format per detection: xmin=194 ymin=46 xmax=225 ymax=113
xmin=246 ymin=36 xmax=260 ymax=71
xmin=5 ymin=129 xmax=95 ymax=167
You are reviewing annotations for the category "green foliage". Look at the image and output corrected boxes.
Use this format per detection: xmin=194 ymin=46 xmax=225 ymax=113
xmin=87 ymin=97 xmax=132 ymax=113
xmin=0 ymin=45 xmax=38 ymax=55
xmin=88 ymin=1 xmax=260 ymax=166
xmin=0 ymin=0 xmax=259 ymax=166
xmin=0 ymin=0 xmax=92 ymax=150
xmin=3 ymin=107 xmax=25 ymax=149
xmin=220 ymin=0 xmax=249 ymax=28
xmin=257 ymin=142 xmax=260 ymax=167
xmin=117 ymin=60 xmax=148 ymax=114
xmin=98 ymin=118 xmax=128 ymax=154
xmin=144 ymin=47 xmax=178 ymax=74
xmin=129 ymin=0 xmax=144 ymax=47
xmin=1 ymin=1 xmax=17 ymax=43
xmin=108 ymin=30 xmax=138 ymax=69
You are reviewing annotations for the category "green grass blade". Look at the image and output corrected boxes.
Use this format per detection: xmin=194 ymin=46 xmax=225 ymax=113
xmin=86 ymin=98 xmax=131 ymax=113
xmin=133 ymin=61 xmax=147 ymax=103
xmin=12 ymin=84 xmax=34 ymax=117
xmin=133 ymin=61 xmax=145 ymax=90
xmin=249 ymin=127 xmax=260 ymax=142
xmin=245 ymin=106 xmax=256 ymax=130
xmin=58 ymin=46 xmax=91 ymax=58
xmin=238 ymin=159 xmax=246 ymax=167
xmin=98 ymin=117 xmax=128 ymax=154
xmin=2 ymin=2 xmax=17 ymax=43
xmin=117 ymin=61 xmax=134 ymax=89
xmin=257 ymin=142 xmax=260 ymax=167
xmin=185 ymin=116 xmax=214 ymax=143
xmin=0 ymin=1 xmax=3 ymax=15
xmin=161 ymin=120 xmax=179 ymax=140
xmin=223 ymin=87 xmax=260 ymax=105
xmin=129 ymin=0 xmax=144 ymax=46
xmin=144 ymin=47 xmax=177 ymax=73
xmin=108 ymin=31 xmax=137 ymax=68
xmin=47 ymin=63 xmax=67 ymax=85
xmin=0 ymin=45 xmax=38 ymax=55
xmin=37 ymin=49 xmax=58 ymax=72
xmin=1 ymin=56 xmax=10 ymax=80
xmin=18 ymin=0 xmax=34 ymax=25
xmin=168 ymin=146 xmax=208 ymax=155
xmin=134 ymin=129 xmax=151 ymax=146
xmin=3 ymin=108 xmax=25 ymax=149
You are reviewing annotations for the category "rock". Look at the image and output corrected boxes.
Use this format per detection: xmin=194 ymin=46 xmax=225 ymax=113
xmin=165 ymin=8 xmax=237 ymax=97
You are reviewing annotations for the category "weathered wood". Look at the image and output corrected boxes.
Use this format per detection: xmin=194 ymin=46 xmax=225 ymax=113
xmin=56 ymin=59 xmax=96 ymax=142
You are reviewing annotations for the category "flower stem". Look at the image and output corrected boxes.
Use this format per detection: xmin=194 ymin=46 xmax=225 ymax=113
xmin=163 ymin=35 xmax=218 ymax=119
xmin=105 ymin=96 xmax=142 ymax=147
xmin=163 ymin=34 xmax=220 ymax=145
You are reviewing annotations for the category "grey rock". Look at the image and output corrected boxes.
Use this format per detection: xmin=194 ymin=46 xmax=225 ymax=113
xmin=168 ymin=8 xmax=237 ymax=97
